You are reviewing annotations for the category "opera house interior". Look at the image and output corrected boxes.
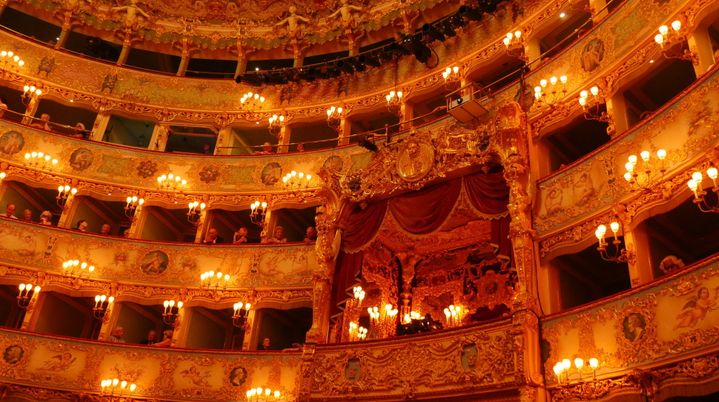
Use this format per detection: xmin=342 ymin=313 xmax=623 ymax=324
xmin=0 ymin=0 xmax=717 ymax=400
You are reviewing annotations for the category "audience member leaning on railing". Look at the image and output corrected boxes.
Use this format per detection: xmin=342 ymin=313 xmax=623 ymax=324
xmin=0 ymin=106 xmax=92 ymax=139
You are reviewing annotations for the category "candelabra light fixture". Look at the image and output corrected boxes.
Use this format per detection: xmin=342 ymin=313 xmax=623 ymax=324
xmin=503 ymin=30 xmax=525 ymax=59
xmin=282 ymin=170 xmax=313 ymax=194
xmin=594 ymin=220 xmax=629 ymax=263
xmin=654 ymin=20 xmax=696 ymax=63
xmin=93 ymin=294 xmax=115 ymax=319
xmin=534 ymin=75 xmax=568 ymax=107
xmin=100 ymin=378 xmax=137 ymax=396
xmin=443 ymin=304 xmax=467 ymax=327
xmin=441 ymin=66 xmax=461 ymax=84
xmin=402 ymin=310 xmax=423 ymax=325
xmin=623 ymin=149 xmax=667 ymax=189
xmin=249 ymin=200 xmax=268 ymax=226
xmin=187 ymin=200 xmax=206 ymax=225
xmin=352 ymin=286 xmax=365 ymax=305
xmin=368 ymin=303 xmax=398 ymax=338
xmin=162 ymin=299 xmax=183 ymax=326
xmin=62 ymin=259 xmax=95 ymax=277
xmin=17 ymin=283 xmax=40 ymax=309
xmin=56 ymin=184 xmax=78 ymax=208
xmin=240 ymin=91 xmax=266 ymax=108
xmin=0 ymin=50 xmax=25 ymax=72
xmin=124 ymin=195 xmax=144 ymax=218
xmin=385 ymin=90 xmax=404 ymax=116
xmin=21 ymin=83 xmax=42 ymax=105
xmin=246 ymin=387 xmax=282 ymax=401
xmin=687 ymin=166 xmax=719 ymax=213
xmin=578 ymin=86 xmax=610 ymax=122
xmin=553 ymin=357 xmax=599 ymax=384
xmin=326 ymin=106 xmax=344 ymax=130
xmin=232 ymin=301 xmax=252 ymax=328
xmin=268 ymin=114 xmax=285 ymax=137
xmin=157 ymin=173 xmax=187 ymax=191
xmin=348 ymin=321 xmax=368 ymax=341
xmin=24 ymin=151 xmax=58 ymax=170
xmin=200 ymin=271 xmax=230 ymax=288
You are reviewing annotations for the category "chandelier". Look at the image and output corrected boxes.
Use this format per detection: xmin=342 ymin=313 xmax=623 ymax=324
xmin=443 ymin=304 xmax=467 ymax=328
xmin=62 ymin=259 xmax=96 ymax=277
xmin=326 ymin=106 xmax=344 ymax=131
xmin=687 ymin=166 xmax=718 ymax=213
xmin=199 ymin=271 xmax=230 ymax=289
xmin=553 ymin=357 xmax=599 ymax=384
xmin=623 ymin=149 xmax=667 ymax=189
xmin=282 ymin=170 xmax=313 ymax=193
xmin=157 ymin=173 xmax=187 ymax=191
xmin=0 ymin=50 xmax=25 ymax=72
xmin=232 ymin=302 xmax=252 ymax=328
xmin=441 ymin=66 xmax=461 ymax=84
xmin=57 ymin=184 xmax=78 ymax=208
xmin=348 ymin=321 xmax=368 ymax=341
xmin=124 ymin=195 xmax=144 ymax=218
xmin=93 ymin=294 xmax=115 ymax=319
xmin=187 ymin=200 xmax=206 ymax=225
xmin=385 ymin=90 xmax=404 ymax=116
xmin=240 ymin=91 xmax=266 ymax=108
xmin=594 ymin=221 xmax=629 ymax=263
xmin=654 ymin=20 xmax=696 ymax=63
xmin=246 ymin=387 xmax=281 ymax=401
xmin=17 ymin=283 xmax=40 ymax=309
xmin=100 ymin=378 xmax=137 ymax=397
xmin=162 ymin=299 xmax=183 ymax=326
xmin=268 ymin=114 xmax=285 ymax=137
xmin=249 ymin=200 xmax=268 ymax=226
xmin=503 ymin=31 xmax=525 ymax=59
xmin=577 ymin=86 xmax=610 ymax=122
xmin=24 ymin=151 xmax=58 ymax=169
xmin=533 ymin=75 xmax=568 ymax=107
xmin=368 ymin=303 xmax=398 ymax=338
xmin=21 ymin=83 xmax=42 ymax=105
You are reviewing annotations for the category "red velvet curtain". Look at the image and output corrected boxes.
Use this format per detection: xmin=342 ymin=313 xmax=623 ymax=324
xmin=464 ymin=172 xmax=510 ymax=216
xmin=388 ymin=179 xmax=462 ymax=234
xmin=337 ymin=200 xmax=388 ymax=253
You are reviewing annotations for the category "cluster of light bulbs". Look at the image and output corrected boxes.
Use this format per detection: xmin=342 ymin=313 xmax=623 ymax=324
xmin=268 ymin=114 xmax=285 ymax=126
xmin=0 ymin=50 xmax=25 ymax=69
xmin=577 ymin=86 xmax=600 ymax=107
xmin=240 ymin=91 xmax=266 ymax=104
xmin=22 ymin=84 xmax=42 ymax=97
xmin=246 ymin=387 xmax=281 ymax=400
xmin=199 ymin=271 xmax=231 ymax=288
xmin=552 ymin=357 xmax=599 ymax=383
xmin=100 ymin=378 xmax=137 ymax=393
xmin=443 ymin=304 xmax=467 ymax=327
xmin=441 ymin=66 xmax=460 ymax=82
xmin=282 ymin=170 xmax=313 ymax=190
xmin=687 ymin=167 xmax=718 ymax=196
xmin=62 ymin=259 xmax=95 ymax=275
xmin=352 ymin=286 xmax=365 ymax=303
xmin=24 ymin=151 xmax=58 ymax=168
xmin=368 ymin=304 xmax=398 ymax=322
xmin=534 ymin=75 xmax=568 ymax=103
xmin=156 ymin=173 xmax=187 ymax=190
xmin=654 ymin=20 xmax=682 ymax=47
xmin=502 ymin=31 xmax=522 ymax=47
xmin=348 ymin=321 xmax=368 ymax=341
xmin=623 ymin=149 xmax=667 ymax=183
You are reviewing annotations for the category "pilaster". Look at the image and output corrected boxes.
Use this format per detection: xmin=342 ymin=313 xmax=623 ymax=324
xmin=148 ymin=123 xmax=169 ymax=151
xmin=687 ymin=27 xmax=716 ymax=77
xmin=90 ymin=111 xmax=111 ymax=142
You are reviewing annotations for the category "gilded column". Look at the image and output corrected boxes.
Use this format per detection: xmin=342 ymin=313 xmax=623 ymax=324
xmin=116 ymin=30 xmax=134 ymax=66
xmin=606 ymin=93 xmax=630 ymax=137
xmin=337 ymin=118 xmax=351 ymax=146
xmin=305 ymin=205 xmax=339 ymax=344
xmin=21 ymin=95 xmax=40 ymax=125
xmin=277 ymin=125 xmax=291 ymax=154
xmin=687 ymin=27 xmax=716 ymax=76
xmin=148 ymin=123 xmax=169 ymax=151
xmin=525 ymin=37 xmax=542 ymax=69
xmin=90 ymin=109 xmax=111 ymax=141
xmin=215 ymin=126 xmax=234 ymax=155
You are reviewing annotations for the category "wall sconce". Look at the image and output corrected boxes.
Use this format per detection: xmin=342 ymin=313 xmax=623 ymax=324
xmin=503 ymin=31 xmax=525 ymax=59
xmin=246 ymin=387 xmax=281 ymax=401
xmin=232 ymin=302 xmax=252 ymax=328
xmin=282 ymin=170 xmax=313 ymax=194
xmin=595 ymin=221 xmax=629 ymax=263
xmin=93 ymin=294 xmax=115 ymax=319
xmin=124 ymin=195 xmax=144 ymax=218
xmin=187 ymin=200 xmax=206 ymax=225
xmin=62 ymin=259 xmax=95 ymax=277
xmin=17 ymin=283 xmax=40 ymax=309
xmin=240 ymin=91 xmax=265 ymax=108
xmin=352 ymin=286 xmax=365 ymax=305
xmin=443 ymin=304 xmax=467 ymax=327
xmin=687 ymin=166 xmax=718 ymax=213
xmin=249 ymin=200 xmax=268 ymax=226
xmin=578 ymin=86 xmax=610 ymax=123
xmin=200 ymin=271 xmax=230 ymax=289
xmin=385 ymin=90 xmax=404 ymax=116
xmin=24 ymin=151 xmax=58 ymax=170
xmin=21 ymin=84 xmax=42 ymax=105
xmin=326 ymin=106 xmax=344 ymax=131
xmin=100 ymin=378 xmax=137 ymax=397
xmin=157 ymin=173 xmax=187 ymax=191
xmin=56 ymin=184 xmax=78 ymax=208
xmin=654 ymin=20 xmax=697 ymax=63
xmin=623 ymin=149 xmax=667 ymax=189
xmin=441 ymin=66 xmax=461 ymax=85
xmin=162 ymin=299 xmax=183 ymax=326
xmin=553 ymin=357 xmax=599 ymax=384
xmin=534 ymin=75 xmax=568 ymax=107
xmin=268 ymin=114 xmax=285 ymax=137
xmin=0 ymin=50 xmax=25 ymax=72
xmin=368 ymin=303 xmax=398 ymax=338
xmin=348 ymin=321 xmax=368 ymax=341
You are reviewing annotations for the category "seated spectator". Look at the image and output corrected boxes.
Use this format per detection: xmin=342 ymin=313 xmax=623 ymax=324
xmin=259 ymin=337 xmax=272 ymax=351
xmin=75 ymin=220 xmax=88 ymax=232
xmin=202 ymin=143 xmax=212 ymax=154
xmin=31 ymin=113 xmax=51 ymax=130
xmin=4 ymin=203 xmax=17 ymax=219
xmin=0 ymin=97 xmax=7 ymax=117
xmin=99 ymin=223 xmax=112 ymax=235
xmin=153 ymin=330 xmax=173 ymax=347
xmin=107 ymin=326 xmax=125 ymax=343
xmin=203 ymin=227 xmax=223 ymax=244
xmin=255 ymin=142 xmax=274 ymax=155
xmin=22 ymin=209 xmax=33 ymax=223
xmin=263 ymin=225 xmax=288 ymax=244
xmin=140 ymin=330 xmax=158 ymax=345
xmin=233 ymin=226 xmax=249 ymax=244
xmin=303 ymin=226 xmax=317 ymax=243
xmin=659 ymin=255 xmax=685 ymax=274
xmin=72 ymin=122 xmax=87 ymax=139
xmin=39 ymin=210 xmax=53 ymax=226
